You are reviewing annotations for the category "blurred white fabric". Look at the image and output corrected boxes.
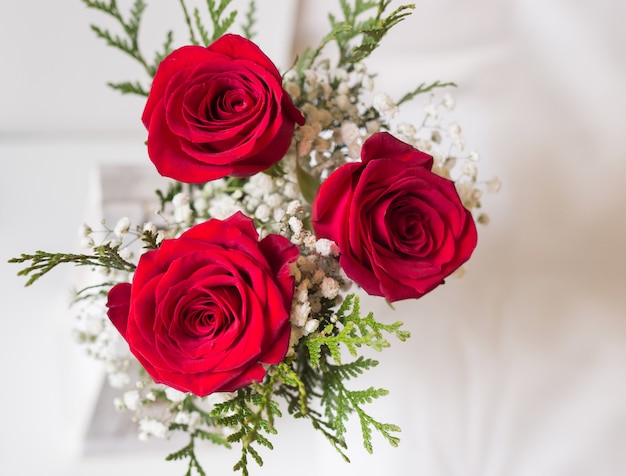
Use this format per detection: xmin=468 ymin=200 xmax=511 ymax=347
xmin=1 ymin=0 xmax=625 ymax=475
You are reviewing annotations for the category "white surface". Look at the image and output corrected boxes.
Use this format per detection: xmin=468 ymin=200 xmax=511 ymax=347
xmin=2 ymin=0 xmax=626 ymax=475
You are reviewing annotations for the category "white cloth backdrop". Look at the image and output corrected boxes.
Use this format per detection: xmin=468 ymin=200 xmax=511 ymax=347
xmin=1 ymin=0 xmax=625 ymax=475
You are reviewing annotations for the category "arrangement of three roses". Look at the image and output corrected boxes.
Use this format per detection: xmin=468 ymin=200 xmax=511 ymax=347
xmin=113 ymin=34 xmax=477 ymax=397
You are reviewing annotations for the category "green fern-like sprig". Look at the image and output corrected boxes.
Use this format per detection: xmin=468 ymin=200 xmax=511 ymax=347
xmin=305 ymin=294 xmax=410 ymax=366
xmin=9 ymin=243 xmax=136 ymax=287
xmin=206 ymin=0 xmax=237 ymax=42
xmin=187 ymin=0 xmax=238 ymax=47
xmin=396 ymin=80 xmax=458 ymax=106
xmin=346 ymin=1 xmax=415 ymax=64
xmin=294 ymin=0 xmax=415 ymax=90
xmin=240 ymin=0 xmax=257 ymax=40
xmin=320 ymin=357 xmax=401 ymax=454
xmin=210 ymin=382 xmax=282 ymax=476
xmin=82 ymin=0 xmax=174 ymax=94
xmin=165 ymin=437 xmax=206 ymax=476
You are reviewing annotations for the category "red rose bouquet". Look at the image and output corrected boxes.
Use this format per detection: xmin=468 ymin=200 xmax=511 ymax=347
xmin=10 ymin=0 xmax=499 ymax=474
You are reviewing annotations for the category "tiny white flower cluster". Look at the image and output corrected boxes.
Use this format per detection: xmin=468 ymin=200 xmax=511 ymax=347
xmin=284 ymin=62 xmax=381 ymax=177
xmin=73 ymin=293 xmax=131 ymax=384
xmin=111 ymin=372 xmax=237 ymax=442
xmin=286 ymin=230 xmax=347 ymax=355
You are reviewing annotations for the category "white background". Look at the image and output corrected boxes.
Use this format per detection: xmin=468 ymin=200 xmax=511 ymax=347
xmin=1 ymin=0 xmax=625 ymax=475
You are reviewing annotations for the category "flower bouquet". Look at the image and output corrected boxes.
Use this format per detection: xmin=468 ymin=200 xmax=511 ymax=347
xmin=10 ymin=0 xmax=498 ymax=474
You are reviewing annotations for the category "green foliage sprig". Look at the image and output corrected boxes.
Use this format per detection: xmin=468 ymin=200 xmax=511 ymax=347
xmin=240 ymin=0 xmax=257 ymax=40
xmin=306 ymin=294 xmax=410 ymax=366
xmin=85 ymin=0 xmax=257 ymax=95
xmin=179 ymin=0 xmax=241 ymax=46
xmin=82 ymin=0 xmax=174 ymax=95
xmin=9 ymin=244 xmax=136 ymax=287
xmin=296 ymin=0 xmax=415 ymax=73
xmin=396 ymin=80 xmax=458 ymax=106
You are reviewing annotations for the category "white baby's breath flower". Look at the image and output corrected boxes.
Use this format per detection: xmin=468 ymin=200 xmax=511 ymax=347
xmin=174 ymin=411 xmax=191 ymax=425
xmin=295 ymin=279 xmax=310 ymax=301
xmin=187 ymin=411 xmax=202 ymax=432
xmin=311 ymin=268 xmax=326 ymax=285
xmin=108 ymin=371 xmax=130 ymax=388
xmin=118 ymin=247 xmax=132 ymax=260
xmin=448 ymin=122 xmax=462 ymax=138
xmin=113 ymin=217 xmax=131 ymax=238
xmin=442 ymin=93 xmax=456 ymax=110
xmin=138 ymin=418 xmax=168 ymax=440
xmin=424 ymin=103 xmax=439 ymax=119
xmin=468 ymin=150 xmax=480 ymax=162
xmin=143 ymin=221 xmax=157 ymax=234
xmin=320 ymin=276 xmax=340 ymax=299
xmin=397 ymin=122 xmax=416 ymax=138
xmin=123 ymin=390 xmax=141 ymax=411
xmin=362 ymin=74 xmax=375 ymax=91
xmin=336 ymin=94 xmax=352 ymax=112
xmin=286 ymin=199 xmax=302 ymax=216
xmin=462 ymin=162 xmax=478 ymax=178
xmin=290 ymin=301 xmax=311 ymax=328
xmin=266 ymin=193 xmax=283 ymax=208
xmin=304 ymin=319 xmax=320 ymax=336
xmin=347 ymin=142 xmax=361 ymax=160
xmin=373 ymin=92 xmax=399 ymax=119
xmin=254 ymin=204 xmax=271 ymax=222
xmin=172 ymin=193 xmax=192 ymax=223
xmin=340 ymin=121 xmax=360 ymax=145
xmin=487 ymin=177 xmax=502 ymax=193
xmin=78 ymin=223 xmax=92 ymax=237
xmin=297 ymin=140 xmax=313 ymax=156
xmin=315 ymin=238 xmax=339 ymax=257
xmin=288 ymin=217 xmax=303 ymax=236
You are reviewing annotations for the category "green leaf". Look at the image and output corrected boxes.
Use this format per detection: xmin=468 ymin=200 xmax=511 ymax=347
xmin=240 ymin=0 xmax=257 ymax=39
xmin=106 ymin=80 xmax=149 ymax=96
xmin=295 ymin=155 xmax=321 ymax=205
xmin=396 ymin=80 xmax=457 ymax=106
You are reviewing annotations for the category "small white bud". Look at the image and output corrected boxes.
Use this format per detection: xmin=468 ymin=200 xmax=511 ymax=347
xmin=468 ymin=150 xmax=480 ymax=162
xmin=340 ymin=121 xmax=360 ymax=145
xmin=424 ymin=103 xmax=439 ymax=119
xmin=113 ymin=398 xmax=125 ymax=411
xmin=442 ymin=94 xmax=456 ymax=109
xmin=113 ymin=217 xmax=131 ymax=238
xmin=123 ymin=390 xmax=141 ymax=411
xmin=320 ymin=276 xmax=340 ymax=299
xmin=78 ymin=223 xmax=92 ymax=237
xmin=254 ymin=204 xmax=271 ymax=222
xmin=487 ymin=177 xmax=502 ymax=193
xmin=143 ymin=221 xmax=157 ymax=234
xmin=315 ymin=238 xmax=339 ymax=257
xmin=304 ymin=319 xmax=320 ymax=335
xmin=286 ymin=200 xmax=303 ymax=216
xmin=373 ymin=92 xmax=399 ymax=119
xmin=118 ymin=247 xmax=132 ymax=260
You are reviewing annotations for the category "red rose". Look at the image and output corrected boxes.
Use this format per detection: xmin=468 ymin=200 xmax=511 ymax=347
xmin=106 ymin=212 xmax=299 ymax=396
xmin=312 ymin=132 xmax=477 ymax=302
xmin=142 ymin=34 xmax=305 ymax=183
